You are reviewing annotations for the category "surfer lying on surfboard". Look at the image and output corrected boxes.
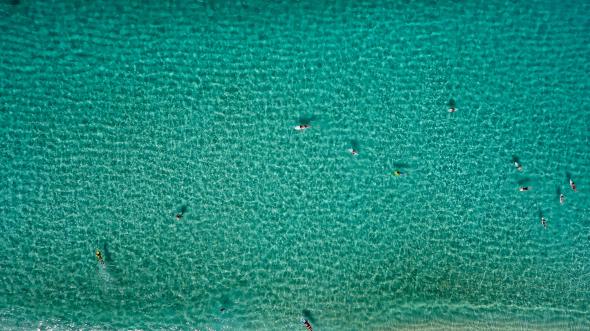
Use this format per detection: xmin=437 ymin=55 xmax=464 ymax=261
xmin=569 ymin=178 xmax=577 ymax=192
xmin=393 ymin=170 xmax=406 ymax=177
xmin=294 ymin=124 xmax=311 ymax=131
xmin=348 ymin=148 xmax=358 ymax=156
xmin=300 ymin=318 xmax=313 ymax=331
xmin=96 ymin=249 xmax=105 ymax=264
xmin=448 ymin=98 xmax=457 ymax=112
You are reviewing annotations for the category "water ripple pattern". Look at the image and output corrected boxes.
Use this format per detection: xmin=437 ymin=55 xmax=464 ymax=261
xmin=1 ymin=0 xmax=589 ymax=330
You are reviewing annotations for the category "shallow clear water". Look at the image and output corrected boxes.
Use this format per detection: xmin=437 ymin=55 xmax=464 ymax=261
xmin=1 ymin=0 xmax=589 ymax=330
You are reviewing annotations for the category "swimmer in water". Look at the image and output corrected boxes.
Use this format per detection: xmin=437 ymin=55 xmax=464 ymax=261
xmin=519 ymin=186 xmax=530 ymax=192
xmin=541 ymin=216 xmax=547 ymax=229
xmin=300 ymin=318 xmax=313 ymax=331
xmin=448 ymin=107 xmax=456 ymax=113
xmin=393 ymin=170 xmax=403 ymax=176
xmin=294 ymin=124 xmax=311 ymax=131
xmin=513 ymin=160 xmax=523 ymax=171
xmin=176 ymin=212 xmax=183 ymax=220
xmin=569 ymin=178 xmax=577 ymax=192
xmin=560 ymin=193 xmax=565 ymax=205
xmin=96 ymin=249 xmax=104 ymax=264
xmin=347 ymin=148 xmax=359 ymax=156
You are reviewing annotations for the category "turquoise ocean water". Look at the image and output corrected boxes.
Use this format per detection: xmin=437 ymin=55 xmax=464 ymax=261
xmin=1 ymin=0 xmax=589 ymax=330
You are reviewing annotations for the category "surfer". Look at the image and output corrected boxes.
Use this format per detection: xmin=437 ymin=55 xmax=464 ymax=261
xmin=513 ymin=160 xmax=523 ymax=171
xmin=96 ymin=249 xmax=104 ymax=264
xmin=519 ymin=186 xmax=530 ymax=192
xmin=348 ymin=148 xmax=359 ymax=156
xmin=448 ymin=107 xmax=456 ymax=113
xmin=541 ymin=216 xmax=547 ymax=229
xmin=176 ymin=212 xmax=183 ymax=220
xmin=300 ymin=318 xmax=313 ymax=331
xmin=294 ymin=124 xmax=311 ymax=131
xmin=393 ymin=170 xmax=404 ymax=177
xmin=569 ymin=178 xmax=577 ymax=192
xmin=560 ymin=193 xmax=565 ymax=205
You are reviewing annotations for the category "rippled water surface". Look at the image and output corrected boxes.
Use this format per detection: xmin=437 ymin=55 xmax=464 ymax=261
xmin=1 ymin=0 xmax=589 ymax=330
